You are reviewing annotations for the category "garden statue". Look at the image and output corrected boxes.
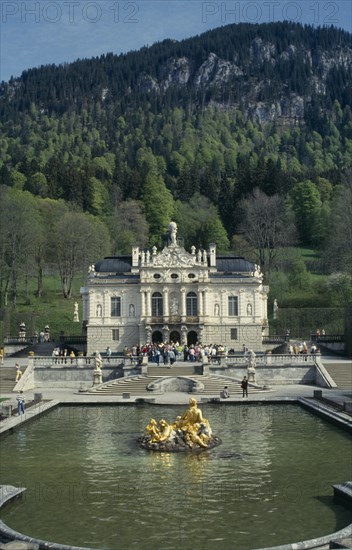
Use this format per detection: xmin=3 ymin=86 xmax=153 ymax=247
xmin=73 ymin=302 xmax=79 ymax=322
xmin=273 ymin=299 xmax=279 ymax=320
xmin=246 ymin=349 xmax=256 ymax=383
xmin=94 ymin=351 xmax=102 ymax=372
xmin=19 ymin=322 xmax=26 ymax=341
xmin=93 ymin=351 xmax=103 ymax=385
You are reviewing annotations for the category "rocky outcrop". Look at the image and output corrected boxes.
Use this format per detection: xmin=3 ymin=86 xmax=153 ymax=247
xmin=162 ymin=57 xmax=190 ymax=89
xmin=135 ymin=36 xmax=352 ymax=124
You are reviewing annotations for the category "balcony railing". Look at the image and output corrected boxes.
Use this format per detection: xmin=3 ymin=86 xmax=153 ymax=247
xmin=151 ymin=317 xmax=163 ymax=324
xmin=262 ymin=335 xmax=286 ymax=344
xmin=149 ymin=316 xmax=199 ymax=324
xmin=316 ymin=335 xmax=345 ymax=343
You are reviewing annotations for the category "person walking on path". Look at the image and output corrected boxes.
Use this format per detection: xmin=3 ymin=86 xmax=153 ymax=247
xmin=16 ymin=391 xmax=25 ymax=415
xmin=241 ymin=376 xmax=248 ymax=398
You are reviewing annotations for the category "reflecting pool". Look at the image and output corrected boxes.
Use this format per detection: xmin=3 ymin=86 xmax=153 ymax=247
xmin=0 ymin=404 xmax=351 ymax=550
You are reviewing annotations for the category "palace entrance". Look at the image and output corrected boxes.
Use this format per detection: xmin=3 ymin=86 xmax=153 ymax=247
xmin=152 ymin=330 xmax=163 ymax=344
xmin=187 ymin=330 xmax=198 ymax=346
xmin=169 ymin=331 xmax=180 ymax=345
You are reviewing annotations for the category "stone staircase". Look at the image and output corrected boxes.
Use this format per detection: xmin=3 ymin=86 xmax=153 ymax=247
xmin=10 ymin=342 xmax=55 ymax=358
xmin=322 ymin=362 xmax=352 ymax=390
xmin=88 ymin=372 xmax=267 ymax=397
xmin=0 ymin=367 xmax=26 ymax=394
xmin=148 ymin=364 xmax=203 ymax=377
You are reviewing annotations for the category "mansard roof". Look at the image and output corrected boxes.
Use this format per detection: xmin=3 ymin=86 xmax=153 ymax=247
xmin=95 ymin=257 xmax=132 ymax=273
xmin=215 ymin=256 xmax=255 ymax=273
xmin=94 ymin=254 xmax=255 ymax=274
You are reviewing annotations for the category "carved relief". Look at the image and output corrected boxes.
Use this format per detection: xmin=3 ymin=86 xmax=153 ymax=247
xmin=152 ymin=246 xmax=197 ymax=267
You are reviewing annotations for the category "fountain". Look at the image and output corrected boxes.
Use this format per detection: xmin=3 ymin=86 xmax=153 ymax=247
xmin=139 ymin=398 xmax=221 ymax=452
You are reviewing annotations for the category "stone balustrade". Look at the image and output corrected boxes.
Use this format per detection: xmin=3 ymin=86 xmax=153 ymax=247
xmin=30 ymin=353 xmax=317 ymax=369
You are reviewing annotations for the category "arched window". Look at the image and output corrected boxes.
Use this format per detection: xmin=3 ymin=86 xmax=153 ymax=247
xmin=186 ymin=292 xmax=197 ymax=316
xmin=152 ymin=292 xmax=163 ymax=316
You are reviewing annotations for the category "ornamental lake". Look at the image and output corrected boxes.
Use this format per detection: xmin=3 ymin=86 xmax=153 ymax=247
xmin=0 ymin=404 xmax=351 ymax=549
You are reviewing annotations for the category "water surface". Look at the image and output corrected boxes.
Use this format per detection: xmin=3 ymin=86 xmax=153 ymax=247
xmin=0 ymin=404 xmax=351 ymax=549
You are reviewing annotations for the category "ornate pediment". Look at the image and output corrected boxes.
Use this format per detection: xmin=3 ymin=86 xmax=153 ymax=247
xmin=151 ymin=245 xmax=197 ymax=268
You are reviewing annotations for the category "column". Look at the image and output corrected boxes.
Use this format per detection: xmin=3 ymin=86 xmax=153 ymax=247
xmin=89 ymin=290 xmax=95 ymax=319
xmin=163 ymin=287 xmax=169 ymax=317
xmin=203 ymin=288 xmax=208 ymax=317
xmin=198 ymin=290 xmax=203 ymax=317
xmin=221 ymin=289 xmax=227 ymax=317
xmin=146 ymin=289 xmax=151 ymax=317
xmin=140 ymin=290 xmax=145 ymax=317
xmin=180 ymin=287 xmax=186 ymax=319
xmin=103 ymin=290 xmax=109 ymax=320
xmin=254 ymin=290 xmax=260 ymax=322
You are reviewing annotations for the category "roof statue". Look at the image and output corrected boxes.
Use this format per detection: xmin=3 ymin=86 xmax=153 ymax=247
xmin=168 ymin=221 xmax=178 ymax=246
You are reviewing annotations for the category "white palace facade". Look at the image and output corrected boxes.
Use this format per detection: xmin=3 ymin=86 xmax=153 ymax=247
xmin=81 ymin=223 xmax=269 ymax=354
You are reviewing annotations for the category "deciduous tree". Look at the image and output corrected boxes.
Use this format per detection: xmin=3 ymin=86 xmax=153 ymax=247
xmin=239 ymin=188 xmax=297 ymax=276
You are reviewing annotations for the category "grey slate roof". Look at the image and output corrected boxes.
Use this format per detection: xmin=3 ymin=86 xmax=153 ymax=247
xmin=94 ymin=255 xmax=254 ymax=274
xmin=216 ymin=256 xmax=255 ymax=273
xmin=95 ymin=257 xmax=132 ymax=273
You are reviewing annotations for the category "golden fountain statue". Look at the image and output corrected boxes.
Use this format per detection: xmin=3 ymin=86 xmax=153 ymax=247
xmin=139 ymin=398 xmax=221 ymax=452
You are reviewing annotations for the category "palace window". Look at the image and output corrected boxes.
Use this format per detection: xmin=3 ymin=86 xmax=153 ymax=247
xmin=152 ymin=292 xmax=163 ymax=316
xmin=112 ymin=329 xmax=119 ymax=341
xmin=228 ymin=296 xmax=238 ymax=316
xmin=230 ymin=328 xmax=238 ymax=340
xmin=111 ymin=297 xmax=121 ymax=317
xmin=186 ymin=292 xmax=197 ymax=316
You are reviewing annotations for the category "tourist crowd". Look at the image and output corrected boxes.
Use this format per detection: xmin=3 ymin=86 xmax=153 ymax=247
xmin=123 ymin=342 xmax=228 ymax=365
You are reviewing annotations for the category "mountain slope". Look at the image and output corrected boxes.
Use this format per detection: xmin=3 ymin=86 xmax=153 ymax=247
xmin=1 ymin=22 xmax=351 ymax=124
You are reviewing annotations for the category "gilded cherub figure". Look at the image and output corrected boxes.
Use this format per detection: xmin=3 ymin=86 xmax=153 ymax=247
xmin=146 ymin=418 xmax=160 ymax=442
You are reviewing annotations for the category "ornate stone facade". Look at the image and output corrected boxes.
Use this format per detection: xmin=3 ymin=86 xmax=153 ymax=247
xmin=81 ymin=226 xmax=269 ymax=354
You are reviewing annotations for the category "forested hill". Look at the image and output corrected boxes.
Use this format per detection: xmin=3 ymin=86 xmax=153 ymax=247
xmin=0 ymin=22 xmax=352 ymax=264
xmin=1 ymin=22 xmax=351 ymax=121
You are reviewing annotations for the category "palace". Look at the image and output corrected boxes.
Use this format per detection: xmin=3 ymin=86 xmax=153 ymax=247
xmin=81 ymin=223 xmax=269 ymax=354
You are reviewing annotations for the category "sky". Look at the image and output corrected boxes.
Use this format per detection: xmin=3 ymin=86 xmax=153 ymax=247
xmin=0 ymin=0 xmax=351 ymax=83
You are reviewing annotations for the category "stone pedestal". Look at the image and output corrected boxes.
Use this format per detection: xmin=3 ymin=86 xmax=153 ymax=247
xmin=247 ymin=366 xmax=256 ymax=383
xmin=93 ymin=370 xmax=102 ymax=385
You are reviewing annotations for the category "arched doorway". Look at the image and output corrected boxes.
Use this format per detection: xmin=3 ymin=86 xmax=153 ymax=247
xmin=187 ymin=331 xmax=198 ymax=346
xmin=152 ymin=330 xmax=163 ymax=344
xmin=169 ymin=331 xmax=180 ymax=345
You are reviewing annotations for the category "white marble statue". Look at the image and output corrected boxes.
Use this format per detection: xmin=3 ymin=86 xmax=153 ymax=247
xmin=94 ymin=351 xmax=103 ymax=373
xmin=170 ymin=297 xmax=179 ymax=315
xmin=273 ymin=299 xmax=279 ymax=320
xmin=73 ymin=302 xmax=79 ymax=322
xmin=246 ymin=349 xmax=256 ymax=383
xmin=168 ymin=222 xmax=177 ymax=245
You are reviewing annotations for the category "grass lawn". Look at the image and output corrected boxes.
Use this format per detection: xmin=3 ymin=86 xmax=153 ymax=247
xmin=2 ymin=273 xmax=85 ymax=339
